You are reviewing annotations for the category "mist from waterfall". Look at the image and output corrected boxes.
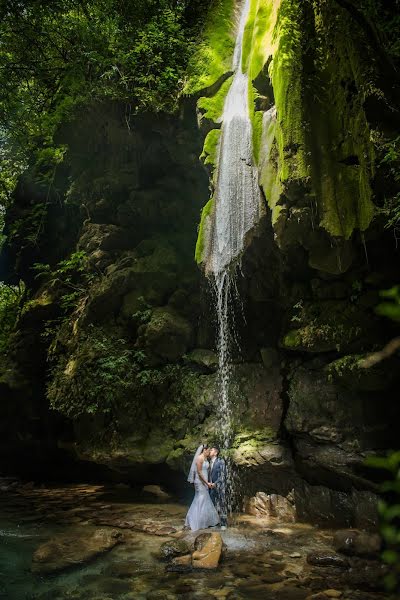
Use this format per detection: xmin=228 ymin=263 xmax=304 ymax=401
xmin=206 ymin=0 xmax=261 ymax=499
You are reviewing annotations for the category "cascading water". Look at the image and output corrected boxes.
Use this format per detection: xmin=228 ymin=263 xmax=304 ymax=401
xmin=205 ymin=0 xmax=262 ymax=508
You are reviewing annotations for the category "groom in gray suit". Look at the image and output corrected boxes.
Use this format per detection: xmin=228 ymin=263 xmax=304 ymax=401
xmin=208 ymin=445 xmax=227 ymax=528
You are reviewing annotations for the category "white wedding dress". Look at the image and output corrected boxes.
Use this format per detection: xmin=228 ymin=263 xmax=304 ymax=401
xmin=185 ymin=460 xmax=220 ymax=531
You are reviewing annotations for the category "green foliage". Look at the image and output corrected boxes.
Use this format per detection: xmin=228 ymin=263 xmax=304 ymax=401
xmin=34 ymin=250 xmax=92 ymax=312
xmin=376 ymin=286 xmax=400 ymax=322
xmin=184 ymin=0 xmax=235 ymax=95
xmin=0 ymin=0 xmax=207 ymax=204
xmin=0 ymin=282 xmax=24 ymax=354
xmin=47 ymin=326 xmax=139 ymax=417
xmin=366 ymin=452 xmax=400 ymax=592
xmin=9 ymin=202 xmax=48 ymax=246
xmin=378 ymin=136 xmax=400 ymax=235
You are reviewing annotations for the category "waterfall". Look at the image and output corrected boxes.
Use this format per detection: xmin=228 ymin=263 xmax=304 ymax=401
xmin=206 ymin=0 xmax=261 ymax=494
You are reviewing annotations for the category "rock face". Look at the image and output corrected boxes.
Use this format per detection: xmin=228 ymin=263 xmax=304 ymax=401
xmin=333 ymin=529 xmax=381 ymax=557
xmin=245 ymin=491 xmax=296 ymax=522
xmin=0 ymin=0 xmax=400 ymax=530
xmin=192 ymin=532 xmax=223 ymax=570
xmin=31 ymin=528 xmax=122 ymax=574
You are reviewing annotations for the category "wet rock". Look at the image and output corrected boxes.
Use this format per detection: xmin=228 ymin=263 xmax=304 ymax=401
xmin=159 ymin=538 xmax=191 ymax=560
xmin=236 ymin=582 xmax=270 ymax=599
xmin=323 ymin=591 xmax=343 ymax=598
xmin=230 ymin=563 xmax=252 ymax=578
xmin=98 ymin=577 xmax=133 ymax=595
xmin=306 ymin=553 xmax=349 ymax=569
xmin=192 ymin=532 xmax=223 ymax=569
xmin=333 ymin=529 xmax=381 ymax=557
xmin=141 ymin=307 xmax=193 ymax=362
xmin=276 ymin=586 xmax=308 ymax=600
xmin=184 ymin=348 xmax=218 ymax=372
xmin=142 ymin=484 xmax=171 ymax=500
xmin=31 ymin=528 xmax=122 ymax=574
xmin=170 ymin=554 xmax=192 ymax=571
xmin=260 ymin=570 xmax=285 ymax=584
xmin=245 ymin=491 xmax=296 ymax=522
xmin=101 ymin=560 xmax=137 ymax=578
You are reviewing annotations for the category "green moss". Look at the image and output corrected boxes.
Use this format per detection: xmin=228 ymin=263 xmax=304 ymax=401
xmin=197 ymin=75 xmax=233 ymax=124
xmin=281 ymin=299 xmax=371 ymax=353
xmin=195 ymin=197 xmax=214 ymax=264
xmin=242 ymin=0 xmax=279 ymax=164
xmin=281 ymin=329 xmax=302 ymax=349
xmin=184 ymin=0 xmax=236 ymax=95
xmin=200 ymin=129 xmax=221 ymax=171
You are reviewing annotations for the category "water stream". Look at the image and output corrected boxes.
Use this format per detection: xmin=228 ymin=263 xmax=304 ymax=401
xmin=206 ymin=0 xmax=261 ymax=494
xmin=0 ymin=482 xmax=387 ymax=599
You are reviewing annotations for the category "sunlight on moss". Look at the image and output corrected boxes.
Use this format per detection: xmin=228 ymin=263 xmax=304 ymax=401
xmin=184 ymin=0 xmax=236 ymax=95
xmin=200 ymin=129 xmax=221 ymax=171
xmin=195 ymin=197 xmax=214 ymax=264
xmin=197 ymin=75 xmax=233 ymax=124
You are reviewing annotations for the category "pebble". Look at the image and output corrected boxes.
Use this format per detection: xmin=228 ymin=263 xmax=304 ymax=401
xmin=323 ymin=591 xmax=343 ymax=598
xmin=290 ymin=552 xmax=302 ymax=558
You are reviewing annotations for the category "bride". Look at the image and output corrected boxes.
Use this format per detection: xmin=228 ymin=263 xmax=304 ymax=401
xmin=185 ymin=444 xmax=220 ymax=531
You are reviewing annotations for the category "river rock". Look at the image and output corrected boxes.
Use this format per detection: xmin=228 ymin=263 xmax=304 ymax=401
xmin=159 ymin=538 xmax=191 ymax=560
xmin=333 ymin=529 xmax=381 ymax=557
xmin=245 ymin=491 xmax=296 ymax=521
xmin=170 ymin=554 xmax=192 ymax=570
xmin=32 ymin=528 xmax=122 ymax=574
xmin=142 ymin=484 xmax=171 ymax=500
xmin=306 ymin=552 xmax=349 ymax=569
xmin=192 ymin=532 xmax=223 ymax=569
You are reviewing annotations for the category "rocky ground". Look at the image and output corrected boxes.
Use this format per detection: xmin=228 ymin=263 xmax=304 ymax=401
xmin=0 ymin=480 xmax=395 ymax=600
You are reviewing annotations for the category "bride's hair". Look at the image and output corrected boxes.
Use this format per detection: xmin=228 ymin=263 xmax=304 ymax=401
xmin=201 ymin=444 xmax=209 ymax=452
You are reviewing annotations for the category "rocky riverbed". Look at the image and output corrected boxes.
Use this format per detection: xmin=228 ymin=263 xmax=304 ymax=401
xmin=0 ymin=480 xmax=395 ymax=600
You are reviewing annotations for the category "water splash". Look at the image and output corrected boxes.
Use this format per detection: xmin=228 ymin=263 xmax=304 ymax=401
xmin=205 ymin=0 xmax=262 ymax=510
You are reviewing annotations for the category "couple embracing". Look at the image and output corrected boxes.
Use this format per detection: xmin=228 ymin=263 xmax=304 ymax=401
xmin=185 ymin=444 xmax=227 ymax=531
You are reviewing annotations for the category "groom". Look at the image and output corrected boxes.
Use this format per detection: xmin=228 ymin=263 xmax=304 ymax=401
xmin=208 ymin=445 xmax=227 ymax=529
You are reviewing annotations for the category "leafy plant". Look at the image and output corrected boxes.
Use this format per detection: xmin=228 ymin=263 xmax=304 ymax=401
xmin=366 ymin=452 xmax=400 ymax=592
xmin=47 ymin=326 xmax=138 ymax=417
xmin=33 ymin=250 xmax=93 ymax=312
xmin=376 ymin=286 xmax=400 ymax=322
xmin=0 ymin=282 xmax=24 ymax=354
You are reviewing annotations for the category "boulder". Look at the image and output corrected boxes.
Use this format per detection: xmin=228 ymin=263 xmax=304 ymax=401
xmin=159 ymin=538 xmax=191 ymax=561
xmin=306 ymin=552 xmax=349 ymax=568
xmin=142 ymin=484 xmax=171 ymax=500
xmin=184 ymin=348 xmax=219 ymax=372
xmin=142 ymin=307 xmax=193 ymax=361
xmin=245 ymin=491 xmax=296 ymax=522
xmin=170 ymin=554 xmax=192 ymax=569
xmin=333 ymin=529 xmax=381 ymax=557
xmin=31 ymin=528 xmax=122 ymax=574
xmin=192 ymin=532 xmax=223 ymax=569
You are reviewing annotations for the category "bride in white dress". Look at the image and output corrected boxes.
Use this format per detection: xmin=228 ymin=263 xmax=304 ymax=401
xmin=185 ymin=444 xmax=220 ymax=531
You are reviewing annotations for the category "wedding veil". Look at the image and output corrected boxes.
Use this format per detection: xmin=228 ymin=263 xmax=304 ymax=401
xmin=187 ymin=444 xmax=205 ymax=483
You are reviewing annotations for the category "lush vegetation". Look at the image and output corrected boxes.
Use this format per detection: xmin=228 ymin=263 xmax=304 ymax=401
xmin=367 ymin=452 xmax=400 ymax=592
xmin=0 ymin=282 xmax=23 ymax=354
xmin=0 ymin=0 xmax=213 ymax=212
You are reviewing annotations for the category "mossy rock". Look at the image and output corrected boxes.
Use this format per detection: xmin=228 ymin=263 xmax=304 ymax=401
xmin=184 ymin=349 xmax=218 ymax=372
xmin=159 ymin=539 xmax=191 ymax=561
xmin=142 ymin=307 xmax=193 ymax=362
xmin=325 ymin=354 xmax=398 ymax=392
xmin=281 ymin=300 xmax=380 ymax=353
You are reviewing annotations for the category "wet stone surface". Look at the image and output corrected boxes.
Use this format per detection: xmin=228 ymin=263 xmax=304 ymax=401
xmin=0 ymin=482 xmax=394 ymax=600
